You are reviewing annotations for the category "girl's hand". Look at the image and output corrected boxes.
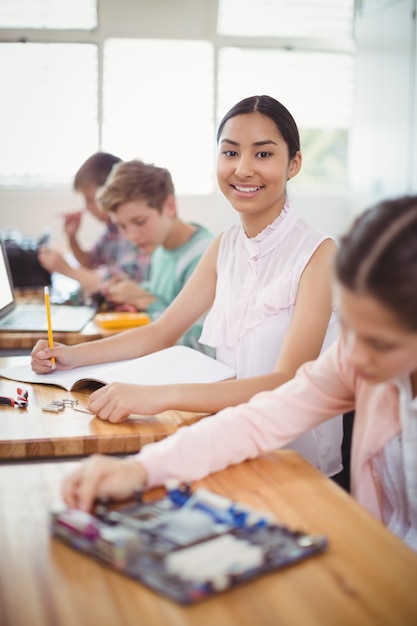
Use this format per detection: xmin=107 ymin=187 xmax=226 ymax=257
xmin=30 ymin=340 xmax=78 ymax=373
xmin=62 ymin=454 xmax=147 ymax=512
xmin=88 ymin=382 xmax=169 ymax=422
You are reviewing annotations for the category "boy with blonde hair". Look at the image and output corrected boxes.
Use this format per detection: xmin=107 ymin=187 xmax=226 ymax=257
xmin=97 ymin=159 xmax=213 ymax=350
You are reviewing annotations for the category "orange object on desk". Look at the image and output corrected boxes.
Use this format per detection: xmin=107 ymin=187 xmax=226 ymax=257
xmin=94 ymin=311 xmax=150 ymax=330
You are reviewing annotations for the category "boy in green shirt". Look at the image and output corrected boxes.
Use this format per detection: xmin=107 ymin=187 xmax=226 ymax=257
xmin=98 ymin=159 xmax=213 ymax=351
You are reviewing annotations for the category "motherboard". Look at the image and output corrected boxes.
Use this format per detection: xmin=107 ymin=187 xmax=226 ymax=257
xmin=50 ymin=483 xmax=327 ymax=604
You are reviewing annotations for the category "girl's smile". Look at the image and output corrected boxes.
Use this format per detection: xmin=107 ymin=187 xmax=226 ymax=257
xmin=230 ymin=183 xmax=263 ymax=199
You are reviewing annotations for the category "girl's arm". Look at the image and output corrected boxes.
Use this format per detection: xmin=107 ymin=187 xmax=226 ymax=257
xmin=31 ymin=236 xmax=220 ymax=373
xmin=88 ymin=239 xmax=338 ymax=420
xmin=63 ymin=340 xmax=355 ymax=511
xmin=178 ymin=238 xmax=338 ymax=409
xmin=139 ymin=338 xmax=356 ymax=489
xmin=270 ymin=238 xmax=337 ymax=380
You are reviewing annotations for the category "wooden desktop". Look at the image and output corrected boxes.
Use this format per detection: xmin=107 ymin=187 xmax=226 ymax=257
xmin=1 ymin=291 xmax=416 ymax=624
xmin=0 ymin=286 xmax=126 ymax=353
xmin=0 ymin=317 xmax=107 ymax=351
xmin=0 ymin=356 xmax=207 ymax=460
xmin=1 ymin=281 xmax=215 ymax=459
xmin=1 ymin=451 xmax=417 ymax=626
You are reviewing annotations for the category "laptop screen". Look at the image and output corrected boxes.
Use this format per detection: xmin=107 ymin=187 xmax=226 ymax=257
xmin=0 ymin=240 xmax=15 ymax=313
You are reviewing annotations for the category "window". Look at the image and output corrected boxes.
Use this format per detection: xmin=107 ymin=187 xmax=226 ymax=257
xmin=218 ymin=48 xmax=354 ymax=187
xmin=103 ymin=39 xmax=214 ymax=195
xmin=0 ymin=43 xmax=98 ymax=185
xmin=0 ymin=0 xmax=96 ymax=29
xmin=0 ymin=0 xmax=355 ymax=192
xmin=218 ymin=0 xmax=353 ymax=39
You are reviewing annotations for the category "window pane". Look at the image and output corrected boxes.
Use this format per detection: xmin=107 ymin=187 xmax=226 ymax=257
xmin=103 ymin=39 xmax=214 ymax=195
xmin=218 ymin=0 xmax=354 ymax=38
xmin=0 ymin=0 xmax=97 ymax=29
xmin=218 ymin=48 xmax=354 ymax=127
xmin=0 ymin=43 xmax=98 ymax=186
xmin=218 ymin=48 xmax=354 ymax=187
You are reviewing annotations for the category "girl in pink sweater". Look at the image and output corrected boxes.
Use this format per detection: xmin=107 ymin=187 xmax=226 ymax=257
xmin=63 ymin=195 xmax=417 ymax=550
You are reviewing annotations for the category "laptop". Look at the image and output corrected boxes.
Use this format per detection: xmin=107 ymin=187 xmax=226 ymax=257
xmin=0 ymin=239 xmax=96 ymax=332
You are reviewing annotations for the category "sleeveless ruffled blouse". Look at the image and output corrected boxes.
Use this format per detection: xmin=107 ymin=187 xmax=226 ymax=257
xmin=200 ymin=200 xmax=343 ymax=475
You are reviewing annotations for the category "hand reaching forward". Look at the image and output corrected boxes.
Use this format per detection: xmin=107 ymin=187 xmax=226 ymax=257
xmin=88 ymin=382 xmax=171 ymax=422
xmin=38 ymin=246 xmax=72 ymax=275
xmin=62 ymin=454 xmax=147 ymax=512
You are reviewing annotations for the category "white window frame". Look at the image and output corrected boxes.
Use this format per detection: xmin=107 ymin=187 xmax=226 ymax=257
xmin=0 ymin=0 xmax=355 ymax=191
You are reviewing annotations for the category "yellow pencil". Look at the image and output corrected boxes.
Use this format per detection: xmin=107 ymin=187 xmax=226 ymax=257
xmin=44 ymin=286 xmax=56 ymax=368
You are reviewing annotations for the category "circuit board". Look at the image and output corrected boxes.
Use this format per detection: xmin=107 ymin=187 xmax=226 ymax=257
xmin=50 ymin=484 xmax=328 ymax=604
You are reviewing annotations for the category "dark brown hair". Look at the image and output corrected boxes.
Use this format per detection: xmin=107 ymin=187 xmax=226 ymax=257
xmin=335 ymin=196 xmax=417 ymax=330
xmin=73 ymin=152 xmax=121 ymax=190
xmin=97 ymin=159 xmax=174 ymax=214
xmin=216 ymin=95 xmax=300 ymax=159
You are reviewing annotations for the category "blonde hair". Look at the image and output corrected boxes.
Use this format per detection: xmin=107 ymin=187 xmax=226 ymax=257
xmin=97 ymin=160 xmax=174 ymax=214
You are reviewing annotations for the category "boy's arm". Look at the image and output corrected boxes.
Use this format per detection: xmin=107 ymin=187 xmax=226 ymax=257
xmin=40 ymin=236 xmax=222 ymax=368
xmin=62 ymin=211 xmax=92 ymax=268
xmin=38 ymin=246 xmax=101 ymax=292
xmin=67 ymin=234 xmax=91 ymax=267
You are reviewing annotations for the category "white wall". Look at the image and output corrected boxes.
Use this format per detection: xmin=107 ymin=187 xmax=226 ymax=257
xmin=349 ymin=0 xmax=417 ymax=214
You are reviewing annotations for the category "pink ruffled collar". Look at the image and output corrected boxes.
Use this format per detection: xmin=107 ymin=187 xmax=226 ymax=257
xmin=240 ymin=199 xmax=298 ymax=263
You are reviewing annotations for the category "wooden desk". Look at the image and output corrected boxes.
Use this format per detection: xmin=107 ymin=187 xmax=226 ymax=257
xmin=0 ymin=317 xmax=107 ymax=351
xmin=0 ymin=357 xmax=205 ymax=460
xmin=0 ymin=288 xmax=119 ymax=351
xmin=1 ymin=451 xmax=416 ymax=626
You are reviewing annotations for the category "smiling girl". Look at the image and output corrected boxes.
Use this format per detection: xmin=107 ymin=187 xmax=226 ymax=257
xmin=31 ymin=95 xmax=343 ymax=477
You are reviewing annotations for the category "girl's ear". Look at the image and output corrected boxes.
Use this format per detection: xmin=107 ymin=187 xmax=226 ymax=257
xmin=287 ymin=151 xmax=302 ymax=180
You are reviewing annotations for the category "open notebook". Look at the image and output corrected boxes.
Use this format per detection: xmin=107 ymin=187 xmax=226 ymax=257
xmin=0 ymin=345 xmax=236 ymax=391
xmin=0 ymin=239 xmax=95 ymax=332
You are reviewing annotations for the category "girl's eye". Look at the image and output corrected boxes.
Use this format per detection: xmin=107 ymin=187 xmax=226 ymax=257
xmin=256 ymin=151 xmax=271 ymax=158
xmin=222 ymin=150 xmax=238 ymax=157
